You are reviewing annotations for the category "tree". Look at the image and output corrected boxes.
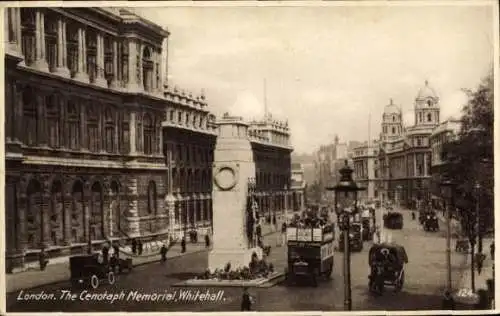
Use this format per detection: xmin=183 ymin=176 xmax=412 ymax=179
xmin=442 ymin=70 xmax=494 ymax=238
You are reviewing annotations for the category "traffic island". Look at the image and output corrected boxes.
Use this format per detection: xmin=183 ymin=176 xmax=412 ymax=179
xmin=173 ymin=271 xmax=285 ymax=288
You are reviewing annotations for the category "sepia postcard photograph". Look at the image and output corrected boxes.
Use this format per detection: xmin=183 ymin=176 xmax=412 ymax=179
xmin=1 ymin=0 xmax=498 ymax=314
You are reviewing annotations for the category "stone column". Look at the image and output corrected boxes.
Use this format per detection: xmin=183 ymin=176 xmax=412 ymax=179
xmin=151 ymin=50 xmax=157 ymax=94
xmin=160 ymin=37 xmax=168 ymax=88
xmin=54 ymin=18 xmax=70 ymax=77
xmin=63 ymin=193 xmax=72 ymax=246
xmin=5 ymin=175 xmax=23 ymax=272
xmin=200 ymin=197 xmax=205 ymax=224
xmin=94 ymin=33 xmax=107 ymax=87
xmin=126 ymin=40 xmax=140 ymax=92
xmin=137 ymin=42 xmax=143 ymax=91
xmin=129 ymin=112 xmax=137 ymax=155
xmin=5 ymin=8 xmax=23 ymax=59
xmin=423 ymin=152 xmax=428 ymax=176
xmin=36 ymin=94 xmax=48 ymax=147
xmin=41 ymin=189 xmax=51 ymax=248
xmin=33 ymin=10 xmax=49 ymax=71
xmin=74 ymin=28 xmax=89 ymax=83
xmin=413 ymin=153 xmax=417 ymax=176
xmin=79 ymin=101 xmax=87 ymax=150
xmin=110 ymin=39 xmax=119 ymax=89
xmin=126 ymin=177 xmax=140 ymax=237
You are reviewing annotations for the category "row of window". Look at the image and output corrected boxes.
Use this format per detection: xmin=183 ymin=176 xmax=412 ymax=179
xmin=21 ymin=88 xmax=161 ymax=155
xmin=383 ymin=125 xmax=402 ymax=135
xmin=169 ymin=168 xmax=213 ymax=193
xmin=165 ymin=143 xmax=213 ymax=165
xmin=19 ymin=8 xmax=161 ymax=92
xmin=166 ymin=109 xmax=212 ymax=131
xmin=417 ymin=111 xmax=438 ymax=124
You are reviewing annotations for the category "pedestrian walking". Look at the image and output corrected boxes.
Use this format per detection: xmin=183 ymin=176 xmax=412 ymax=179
xmin=131 ymin=238 xmax=137 ymax=254
xmin=160 ymin=244 xmax=168 ymax=263
xmin=490 ymin=241 xmax=495 ymax=260
xmin=205 ymin=233 xmax=210 ymax=248
xmin=279 ymin=221 xmax=287 ymax=246
xmin=38 ymin=248 xmax=49 ymax=271
xmin=102 ymin=243 xmax=110 ymax=265
xmin=240 ymin=287 xmax=254 ymax=311
xmin=476 ymin=252 xmax=486 ymax=275
xmin=181 ymin=237 xmax=186 ymax=253
xmin=441 ymin=290 xmax=455 ymax=310
xmin=138 ymin=240 xmax=143 ymax=255
xmin=256 ymin=224 xmax=262 ymax=245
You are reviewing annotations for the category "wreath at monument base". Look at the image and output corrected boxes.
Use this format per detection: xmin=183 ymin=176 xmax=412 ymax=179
xmin=195 ymin=252 xmax=275 ymax=281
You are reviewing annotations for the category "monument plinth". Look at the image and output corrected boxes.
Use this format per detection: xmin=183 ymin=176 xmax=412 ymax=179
xmin=208 ymin=114 xmax=262 ymax=271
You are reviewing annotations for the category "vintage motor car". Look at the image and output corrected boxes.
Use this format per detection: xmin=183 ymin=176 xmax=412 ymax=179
xmin=383 ymin=212 xmax=404 ymax=230
xmin=69 ymin=253 xmax=117 ymax=289
xmin=285 ymin=223 xmax=335 ymax=287
xmin=423 ymin=214 xmax=440 ymax=232
xmin=338 ymin=222 xmax=363 ymax=252
xmin=368 ymin=243 xmax=408 ymax=294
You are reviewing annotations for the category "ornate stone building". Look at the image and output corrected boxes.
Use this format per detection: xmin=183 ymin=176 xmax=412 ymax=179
xmin=3 ymin=7 xmax=215 ymax=271
xmin=248 ymin=114 xmax=294 ymax=224
xmin=352 ymin=140 xmax=379 ymax=201
xmin=375 ymin=81 xmax=440 ymax=208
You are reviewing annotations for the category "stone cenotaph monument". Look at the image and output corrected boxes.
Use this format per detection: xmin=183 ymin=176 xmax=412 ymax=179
xmin=208 ymin=114 xmax=262 ymax=271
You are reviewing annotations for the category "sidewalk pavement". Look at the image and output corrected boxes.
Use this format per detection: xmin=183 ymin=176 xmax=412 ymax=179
xmin=435 ymin=212 xmax=462 ymax=237
xmin=6 ymin=241 xmax=208 ymax=294
xmin=456 ymin=238 xmax=495 ymax=293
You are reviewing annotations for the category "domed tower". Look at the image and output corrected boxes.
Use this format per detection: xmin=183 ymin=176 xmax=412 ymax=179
xmin=414 ymin=80 xmax=440 ymax=126
xmin=381 ymin=99 xmax=403 ymax=142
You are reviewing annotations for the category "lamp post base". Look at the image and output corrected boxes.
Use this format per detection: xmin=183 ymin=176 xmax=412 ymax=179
xmin=344 ymin=299 xmax=352 ymax=311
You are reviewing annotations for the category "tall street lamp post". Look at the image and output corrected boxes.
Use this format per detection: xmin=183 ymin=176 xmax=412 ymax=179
xmin=440 ymin=176 xmax=455 ymax=292
xmin=326 ymin=160 xmax=365 ymax=311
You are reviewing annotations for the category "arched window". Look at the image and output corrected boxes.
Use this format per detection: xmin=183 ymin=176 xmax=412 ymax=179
xmin=110 ymin=181 xmax=121 ymax=235
xmin=147 ymin=181 xmax=157 ymax=215
xmin=121 ymin=40 xmax=129 ymax=83
xmin=392 ymin=127 xmax=395 ymax=134
xmin=392 ymin=116 xmax=395 ymax=122
xmin=86 ymin=105 xmax=99 ymax=152
xmin=143 ymin=113 xmax=154 ymax=155
xmin=104 ymin=36 xmax=113 ymax=85
xmin=427 ymin=100 xmax=432 ymax=107
xmin=71 ymin=181 xmax=84 ymax=243
xmin=26 ymin=179 xmax=42 ymax=248
xmin=50 ymin=180 xmax=63 ymax=245
xmin=44 ymin=13 xmax=57 ymax=71
xmin=427 ymin=113 xmax=432 ymax=122
xmin=46 ymin=94 xmax=60 ymax=148
xmin=173 ymin=168 xmax=179 ymax=191
xmin=142 ymin=47 xmax=153 ymax=92
xmin=67 ymin=101 xmax=79 ymax=149
xmin=20 ymin=8 xmax=36 ymax=66
xmin=104 ymin=108 xmax=114 ymax=153
xmin=86 ymin=30 xmax=97 ymax=83
xmin=90 ymin=182 xmax=104 ymax=240
xmin=23 ymin=87 xmax=38 ymax=146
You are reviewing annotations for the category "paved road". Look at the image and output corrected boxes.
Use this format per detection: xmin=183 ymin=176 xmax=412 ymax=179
xmin=6 ymin=208 xmax=467 ymax=312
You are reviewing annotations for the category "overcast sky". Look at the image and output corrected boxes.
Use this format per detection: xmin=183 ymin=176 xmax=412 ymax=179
xmin=134 ymin=3 xmax=494 ymax=154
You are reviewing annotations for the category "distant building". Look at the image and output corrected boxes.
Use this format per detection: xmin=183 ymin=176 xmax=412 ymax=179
xmin=352 ymin=81 xmax=445 ymax=208
xmin=429 ymin=118 xmax=461 ymax=201
xmin=352 ymin=140 xmax=380 ymax=201
xmin=290 ymin=163 xmax=306 ymax=211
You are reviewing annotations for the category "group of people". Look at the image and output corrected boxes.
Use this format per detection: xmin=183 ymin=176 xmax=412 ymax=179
xmin=101 ymin=241 xmax=121 ymax=268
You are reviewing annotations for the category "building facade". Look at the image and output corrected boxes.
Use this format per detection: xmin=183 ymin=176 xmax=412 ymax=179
xmin=429 ymin=119 xmax=461 ymax=204
xmin=290 ymin=163 xmax=306 ymax=212
xmin=375 ymin=81 xmax=440 ymax=208
xmin=352 ymin=140 xmax=379 ymax=201
xmin=4 ymin=7 xmax=232 ymax=271
xmin=248 ymin=114 xmax=295 ymax=224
